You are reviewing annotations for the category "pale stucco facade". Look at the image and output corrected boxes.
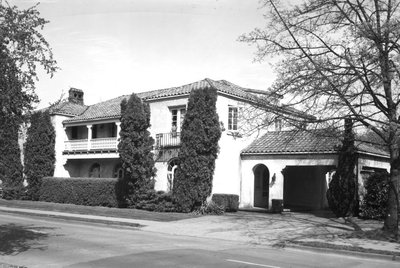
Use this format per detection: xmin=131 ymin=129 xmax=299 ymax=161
xmin=47 ymin=80 xmax=390 ymax=211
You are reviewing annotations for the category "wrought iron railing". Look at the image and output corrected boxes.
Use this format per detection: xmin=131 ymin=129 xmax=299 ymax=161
xmin=155 ymin=132 xmax=181 ymax=148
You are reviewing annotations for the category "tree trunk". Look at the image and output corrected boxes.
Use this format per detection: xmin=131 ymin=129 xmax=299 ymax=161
xmin=383 ymin=159 xmax=399 ymax=237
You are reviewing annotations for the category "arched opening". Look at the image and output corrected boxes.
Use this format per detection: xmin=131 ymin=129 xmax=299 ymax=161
xmin=253 ymin=164 xmax=269 ymax=208
xmin=89 ymin=163 xmax=101 ymax=178
xmin=167 ymin=158 xmax=179 ymax=192
xmin=113 ymin=163 xmax=124 ymax=179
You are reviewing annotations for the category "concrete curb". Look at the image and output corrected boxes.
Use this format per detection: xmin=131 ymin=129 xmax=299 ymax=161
xmin=0 ymin=206 xmax=145 ymax=228
xmin=285 ymin=242 xmax=400 ymax=262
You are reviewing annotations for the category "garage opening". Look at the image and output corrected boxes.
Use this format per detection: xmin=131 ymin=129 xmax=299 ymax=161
xmin=283 ymin=166 xmax=333 ymax=211
xmin=253 ymin=164 xmax=269 ymax=208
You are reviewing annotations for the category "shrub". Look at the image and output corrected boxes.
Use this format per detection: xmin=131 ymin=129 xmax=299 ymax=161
xmin=39 ymin=177 xmax=119 ymax=207
xmin=118 ymin=93 xmax=156 ymax=206
xmin=173 ymin=87 xmax=221 ymax=212
xmin=192 ymin=201 xmax=224 ymax=215
xmin=0 ymin=116 xmax=24 ymax=199
xmin=360 ymin=171 xmax=390 ymax=220
xmin=24 ymin=110 xmax=55 ymax=200
xmin=326 ymin=118 xmax=357 ymax=217
xmin=130 ymin=190 xmax=180 ymax=212
xmin=211 ymin=194 xmax=239 ymax=212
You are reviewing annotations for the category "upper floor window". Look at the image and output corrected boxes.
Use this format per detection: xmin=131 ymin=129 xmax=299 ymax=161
xmin=171 ymin=107 xmax=186 ymax=131
xmin=228 ymin=107 xmax=238 ymax=131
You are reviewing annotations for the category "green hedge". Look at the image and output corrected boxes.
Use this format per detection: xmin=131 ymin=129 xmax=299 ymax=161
xmin=211 ymin=194 xmax=239 ymax=212
xmin=39 ymin=177 xmax=120 ymax=207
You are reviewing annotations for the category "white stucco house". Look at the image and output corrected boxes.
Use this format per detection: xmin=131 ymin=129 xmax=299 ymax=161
xmin=47 ymin=78 xmax=390 ymax=210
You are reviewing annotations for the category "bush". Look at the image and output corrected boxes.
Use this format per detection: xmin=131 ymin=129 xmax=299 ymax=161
xmin=39 ymin=177 xmax=119 ymax=207
xmin=192 ymin=201 xmax=224 ymax=215
xmin=1 ymin=185 xmax=26 ymax=200
xmin=24 ymin=110 xmax=55 ymax=200
xmin=360 ymin=171 xmax=389 ymax=220
xmin=0 ymin=116 xmax=24 ymax=198
xmin=211 ymin=194 xmax=239 ymax=212
xmin=173 ymin=87 xmax=221 ymax=212
xmin=130 ymin=190 xmax=180 ymax=212
xmin=118 ymin=93 xmax=156 ymax=206
xmin=326 ymin=118 xmax=357 ymax=217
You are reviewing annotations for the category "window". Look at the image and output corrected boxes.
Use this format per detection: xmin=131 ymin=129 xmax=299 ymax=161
xmin=71 ymin=126 xmax=78 ymax=139
xmin=170 ymin=107 xmax=186 ymax=131
xmin=228 ymin=107 xmax=238 ymax=131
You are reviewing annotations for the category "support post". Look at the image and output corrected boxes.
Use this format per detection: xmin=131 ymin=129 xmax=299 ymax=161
xmin=87 ymin=125 xmax=92 ymax=150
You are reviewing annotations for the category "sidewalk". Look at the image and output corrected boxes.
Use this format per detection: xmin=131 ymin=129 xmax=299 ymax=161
xmin=0 ymin=204 xmax=399 ymax=260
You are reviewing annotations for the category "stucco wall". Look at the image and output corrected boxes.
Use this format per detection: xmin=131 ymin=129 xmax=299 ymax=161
xmin=240 ymin=154 xmax=338 ymax=209
xmin=52 ymin=114 xmax=72 ymax=177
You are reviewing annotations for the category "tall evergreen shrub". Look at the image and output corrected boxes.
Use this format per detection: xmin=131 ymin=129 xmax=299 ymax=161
xmin=173 ymin=87 xmax=221 ymax=212
xmin=24 ymin=110 xmax=56 ymax=200
xmin=0 ymin=116 xmax=24 ymax=198
xmin=360 ymin=171 xmax=390 ymax=219
xmin=118 ymin=93 xmax=156 ymax=206
xmin=326 ymin=118 xmax=357 ymax=217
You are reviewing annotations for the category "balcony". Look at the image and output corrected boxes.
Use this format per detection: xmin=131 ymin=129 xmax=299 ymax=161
xmin=64 ymin=137 xmax=118 ymax=152
xmin=156 ymin=132 xmax=181 ymax=149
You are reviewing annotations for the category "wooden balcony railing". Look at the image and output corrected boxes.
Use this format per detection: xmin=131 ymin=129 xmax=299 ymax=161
xmin=156 ymin=132 xmax=181 ymax=148
xmin=64 ymin=137 xmax=118 ymax=151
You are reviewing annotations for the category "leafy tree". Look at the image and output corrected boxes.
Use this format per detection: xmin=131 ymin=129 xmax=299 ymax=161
xmin=0 ymin=116 xmax=23 ymax=198
xmin=240 ymin=0 xmax=400 ymax=236
xmin=118 ymin=93 xmax=156 ymax=206
xmin=0 ymin=1 xmax=57 ymax=196
xmin=24 ymin=110 xmax=55 ymax=200
xmin=0 ymin=1 xmax=57 ymax=124
xmin=173 ymin=87 xmax=221 ymax=212
xmin=327 ymin=119 xmax=357 ymax=218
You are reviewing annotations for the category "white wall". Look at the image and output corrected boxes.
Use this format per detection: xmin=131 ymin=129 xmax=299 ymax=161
xmin=52 ymin=114 xmax=72 ymax=177
xmin=240 ymin=154 xmax=338 ymax=208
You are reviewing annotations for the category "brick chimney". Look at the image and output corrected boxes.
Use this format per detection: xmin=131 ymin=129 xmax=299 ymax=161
xmin=68 ymin=88 xmax=84 ymax=105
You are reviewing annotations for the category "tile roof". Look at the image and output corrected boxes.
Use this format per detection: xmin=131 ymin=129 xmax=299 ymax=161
xmin=48 ymin=101 xmax=88 ymax=117
xmin=241 ymin=130 xmax=389 ymax=158
xmin=63 ymin=78 xmax=307 ymax=124
xmin=63 ymin=95 xmax=128 ymax=123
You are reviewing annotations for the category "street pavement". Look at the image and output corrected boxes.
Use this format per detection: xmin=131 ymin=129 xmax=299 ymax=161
xmin=0 ymin=212 xmax=399 ymax=268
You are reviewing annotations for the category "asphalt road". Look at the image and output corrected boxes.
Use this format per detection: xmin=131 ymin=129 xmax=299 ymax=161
xmin=0 ymin=213 xmax=398 ymax=268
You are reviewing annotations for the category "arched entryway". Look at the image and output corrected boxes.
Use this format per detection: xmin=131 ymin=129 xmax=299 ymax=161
xmin=253 ymin=164 xmax=269 ymax=208
xmin=167 ymin=158 xmax=179 ymax=192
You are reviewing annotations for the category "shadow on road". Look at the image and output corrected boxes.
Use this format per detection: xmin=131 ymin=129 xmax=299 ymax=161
xmin=0 ymin=224 xmax=54 ymax=255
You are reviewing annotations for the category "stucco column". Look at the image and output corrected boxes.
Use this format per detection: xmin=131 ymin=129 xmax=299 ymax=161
xmin=87 ymin=125 xmax=92 ymax=150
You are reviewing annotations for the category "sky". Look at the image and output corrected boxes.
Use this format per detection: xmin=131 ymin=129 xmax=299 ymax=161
xmin=10 ymin=0 xmax=275 ymax=108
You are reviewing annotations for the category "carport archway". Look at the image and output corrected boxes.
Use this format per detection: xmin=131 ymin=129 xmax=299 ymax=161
xmin=283 ymin=166 xmax=332 ymax=211
xmin=253 ymin=164 xmax=269 ymax=208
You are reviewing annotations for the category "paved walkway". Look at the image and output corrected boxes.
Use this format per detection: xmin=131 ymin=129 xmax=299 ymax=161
xmin=0 ymin=205 xmax=399 ymax=260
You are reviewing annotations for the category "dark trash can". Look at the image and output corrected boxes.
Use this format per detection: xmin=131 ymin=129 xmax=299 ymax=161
xmin=271 ymin=199 xmax=283 ymax=213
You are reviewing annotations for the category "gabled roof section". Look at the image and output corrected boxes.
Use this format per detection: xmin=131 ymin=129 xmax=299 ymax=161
xmin=241 ymin=130 xmax=389 ymax=158
xmin=48 ymin=101 xmax=88 ymax=117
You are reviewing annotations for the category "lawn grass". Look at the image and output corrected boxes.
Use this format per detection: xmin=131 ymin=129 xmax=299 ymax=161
xmin=0 ymin=199 xmax=197 ymax=222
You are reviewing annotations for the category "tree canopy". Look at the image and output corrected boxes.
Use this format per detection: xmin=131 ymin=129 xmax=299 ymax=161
xmin=0 ymin=1 xmax=57 ymax=123
xmin=240 ymin=0 xmax=400 ymax=235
